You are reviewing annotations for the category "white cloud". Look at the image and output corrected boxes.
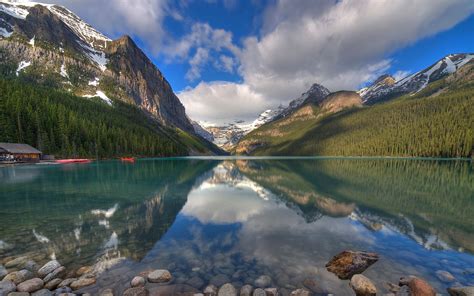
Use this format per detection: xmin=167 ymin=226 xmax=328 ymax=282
xmin=180 ymin=0 xmax=474 ymax=124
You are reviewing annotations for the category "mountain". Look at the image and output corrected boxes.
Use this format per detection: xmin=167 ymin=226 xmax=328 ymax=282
xmin=360 ymin=53 xmax=474 ymax=104
xmin=197 ymin=83 xmax=329 ymax=150
xmin=235 ymin=57 xmax=474 ymax=157
xmin=0 ymin=0 xmax=222 ymax=156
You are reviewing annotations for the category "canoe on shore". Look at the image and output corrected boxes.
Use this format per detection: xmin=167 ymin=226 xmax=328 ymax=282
xmin=56 ymin=159 xmax=91 ymax=164
xmin=120 ymin=157 xmax=135 ymax=162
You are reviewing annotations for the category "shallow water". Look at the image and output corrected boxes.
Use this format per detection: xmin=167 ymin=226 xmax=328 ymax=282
xmin=0 ymin=158 xmax=473 ymax=294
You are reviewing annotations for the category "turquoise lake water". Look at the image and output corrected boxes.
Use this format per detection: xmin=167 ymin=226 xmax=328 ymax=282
xmin=0 ymin=158 xmax=473 ymax=294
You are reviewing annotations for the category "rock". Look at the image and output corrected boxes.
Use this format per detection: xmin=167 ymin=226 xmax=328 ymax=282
xmin=22 ymin=261 xmax=39 ymax=273
xmin=264 ymin=288 xmax=278 ymax=296
xmin=4 ymin=270 xmax=34 ymax=285
xmin=187 ymin=276 xmax=204 ymax=289
xmin=210 ymin=274 xmax=231 ymax=287
xmin=123 ymin=287 xmax=149 ymax=296
xmin=37 ymin=261 xmax=60 ymax=278
xmin=252 ymin=288 xmax=266 ymax=296
xmin=436 ymin=270 xmax=455 ymax=282
xmin=57 ymin=278 xmax=76 ymax=288
xmin=70 ymin=277 xmax=96 ymax=290
xmin=43 ymin=266 xmax=66 ymax=283
xmin=396 ymin=285 xmax=411 ymax=296
xmin=5 ymin=257 xmax=29 ymax=269
xmin=447 ymin=286 xmax=474 ymax=296
xmin=0 ymin=280 xmax=16 ymax=296
xmin=407 ymin=278 xmax=436 ymax=296
xmin=350 ymin=274 xmax=376 ymax=296
xmin=204 ymin=285 xmax=218 ymax=296
xmin=0 ymin=265 xmax=7 ymax=280
xmin=325 ymin=250 xmax=379 ymax=280
xmin=75 ymin=266 xmax=93 ymax=277
xmin=32 ymin=289 xmax=53 ymax=296
xmin=218 ymin=283 xmax=237 ymax=296
xmin=289 ymin=289 xmax=311 ymax=296
xmin=195 ymin=294 xmax=204 ymax=296
xmin=44 ymin=278 xmax=62 ymax=290
xmin=7 ymin=292 xmax=30 ymax=296
xmin=16 ymin=278 xmax=44 ymax=293
xmin=302 ymin=278 xmax=321 ymax=293
xmin=99 ymin=288 xmax=114 ymax=296
xmin=254 ymin=275 xmax=272 ymax=288
xmin=240 ymin=285 xmax=253 ymax=296
xmin=54 ymin=287 xmax=72 ymax=294
xmin=147 ymin=269 xmax=172 ymax=283
xmin=131 ymin=276 xmax=146 ymax=287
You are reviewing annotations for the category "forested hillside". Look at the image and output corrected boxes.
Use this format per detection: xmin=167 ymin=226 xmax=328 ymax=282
xmin=235 ymin=63 xmax=474 ymax=158
xmin=0 ymin=78 xmax=218 ymax=158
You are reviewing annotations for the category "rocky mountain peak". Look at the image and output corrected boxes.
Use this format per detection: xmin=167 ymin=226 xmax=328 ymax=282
xmin=373 ymin=74 xmax=395 ymax=86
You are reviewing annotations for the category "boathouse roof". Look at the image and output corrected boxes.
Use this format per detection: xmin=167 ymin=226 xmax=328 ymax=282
xmin=0 ymin=143 xmax=42 ymax=154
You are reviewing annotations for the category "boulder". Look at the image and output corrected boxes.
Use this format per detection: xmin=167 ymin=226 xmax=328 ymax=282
xmin=43 ymin=266 xmax=66 ymax=283
xmin=289 ymin=289 xmax=311 ymax=296
xmin=0 ymin=280 xmax=16 ymax=296
xmin=4 ymin=269 xmax=34 ymax=285
xmin=252 ymin=288 xmax=266 ymax=296
xmin=204 ymin=284 xmax=218 ymax=296
xmin=407 ymin=278 xmax=436 ymax=296
xmin=240 ymin=285 xmax=253 ymax=296
xmin=218 ymin=283 xmax=237 ymax=296
xmin=264 ymin=288 xmax=278 ymax=296
xmin=254 ymin=275 xmax=272 ymax=288
xmin=70 ymin=277 xmax=96 ymax=290
xmin=16 ymin=278 xmax=44 ymax=293
xmin=147 ymin=269 xmax=172 ymax=283
xmin=123 ymin=287 xmax=149 ymax=296
xmin=44 ymin=278 xmax=62 ymax=290
xmin=447 ymin=286 xmax=474 ymax=296
xmin=325 ymin=250 xmax=379 ymax=280
xmin=350 ymin=274 xmax=376 ymax=296
xmin=131 ymin=276 xmax=146 ymax=287
xmin=32 ymin=289 xmax=53 ymax=296
xmin=37 ymin=261 xmax=60 ymax=278
xmin=57 ymin=278 xmax=76 ymax=288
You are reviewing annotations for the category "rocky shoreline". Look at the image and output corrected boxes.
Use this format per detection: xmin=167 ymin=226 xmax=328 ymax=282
xmin=1 ymin=250 xmax=473 ymax=296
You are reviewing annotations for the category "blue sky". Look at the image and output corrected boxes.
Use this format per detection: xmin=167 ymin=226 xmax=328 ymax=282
xmin=48 ymin=0 xmax=474 ymax=124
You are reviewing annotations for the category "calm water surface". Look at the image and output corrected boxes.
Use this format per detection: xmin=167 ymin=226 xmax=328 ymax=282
xmin=0 ymin=158 xmax=473 ymax=294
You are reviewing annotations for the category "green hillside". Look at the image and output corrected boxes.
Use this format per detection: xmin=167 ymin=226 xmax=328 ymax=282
xmin=236 ymin=64 xmax=474 ymax=158
xmin=0 ymin=78 xmax=219 ymax=158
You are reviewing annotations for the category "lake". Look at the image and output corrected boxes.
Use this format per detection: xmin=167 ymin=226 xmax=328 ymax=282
xmin=0 ymin=157 xmax=473 ymax=295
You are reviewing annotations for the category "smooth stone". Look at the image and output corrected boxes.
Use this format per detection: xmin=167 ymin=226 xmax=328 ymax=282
xmin=325 ymin=250 xmax=379 ymax=280
xmin=350 ymin=274 xmax=376 ymax=296
xmin=240 ymin=285 xmax=253 ymax=296
xmin=7 ymin=292 xmax=29 ymax=296
xmin=187 ymin=276 xmax=204 ymax=289
xmin=99 ymin=288 xmax=114 ymax=296
xmin=264 ymin=288 xmax=278 ymax=296
xmin=122 ymin=287 xmax=149 ymax=296
xmin=204 ymin=285 xmax=218 ymax=296
xmin=44 ymin=278 xmax=62 ymax=290
xmin=31 ymin=289 xmax=52 ymax=296
xmin=37 ymin=261 xmax=60 ymax=278
xmin=408 ymin=278 xmax=436 ymax=296
xmin=22 ymin=261 xmax=38 ymax=273
xmin=302 ymin=278 xmax=321 ymax=293
xmin=131 ymin=276 xmax=146 ymax=287
xmin=289 ymin=289 xmax=311 ymax=296
xmin=43 ymin=267 xmax=66 ymax=283
xmin=210 ymin=275 xmax=231 ymax=287
xmin=447 ymin=286 xmax=474 ymax=296
xmin=0 ymin=265 xmax=7 ymax=280
xmin=147 ymin=269 xmax=172 ymax=283
xmin=75 ymin=266 xmax=93 ymax=277
xmin=57 ymin=278 xmax=76 ymax=288
xmin=218 ymin=283 xmax=237 ymax=296
xmin=0 ymin=280 xmax=16 ymax=296
xmin=194 ymin=294 xmax=204 ymax=296
xmin=16 ymin=278 xmax=43 ymax=293
xmin=70 ymin=277 xmax=96 ymax=290
xmin=5 ymin=257 xmax=29 ymax=269
xmin=436 ymin=270 xmax=455 ymax=282
xmin=252 ymin=288 xmax=266 ymax=296
xmin=4 ymin=270 xmax=34 ymax=285
xmin=54 ymin=287 xmax=72 ymax=294
xmin=254 ymin=276 xmax=272 ymax=288
xmin=396 ymin=285 xmax=411 ymax=296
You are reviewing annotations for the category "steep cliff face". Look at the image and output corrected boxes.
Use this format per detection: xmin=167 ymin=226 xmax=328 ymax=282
xmin=0 ymin=1 xmax=195 ymax=133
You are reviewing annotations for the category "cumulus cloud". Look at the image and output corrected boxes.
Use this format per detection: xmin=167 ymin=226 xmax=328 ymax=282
xmin=179 ymin=0 xmax=474 ymax=124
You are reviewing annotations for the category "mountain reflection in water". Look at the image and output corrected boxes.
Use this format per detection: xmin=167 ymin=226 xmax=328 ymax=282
xmin=0 ymin=158 xmax=473 ymax=294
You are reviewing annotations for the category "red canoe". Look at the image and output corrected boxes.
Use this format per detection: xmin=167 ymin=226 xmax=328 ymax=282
xmin=56 ymin=159 xmax=91 ymax=164
xmin=121 ymin=157 xmax=135 ymax=162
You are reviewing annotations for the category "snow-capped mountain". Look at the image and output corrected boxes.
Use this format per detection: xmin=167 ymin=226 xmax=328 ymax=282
xmin=360 ymin=53 xmax=474 ymax=104
xmin=0 ymin=0 xmax=196 ymax=133
xmin=196 ymin=83 xmax=330 ymax=150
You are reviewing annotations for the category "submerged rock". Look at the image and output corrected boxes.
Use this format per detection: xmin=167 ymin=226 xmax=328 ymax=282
xmin=4 ymin=269 xmax=34 ymax=285
xmin=218 ymin=283 xmax=237 ymax=296
xmin=240 ymin=285 xmax=253 ymax=296
xmin=147 ymin=269 xmax=172 ymax=283
xmin=436 ymin=270 xmax=455 ymax=282
xmin=131 ymin=276 xmax=146 ymax=287
xmin=123 ymin=287 xmax=149 ymax=296
xmin=252 ymin=288 xmax=265 ymax=296
xmin=350 ymin=274 xmax=376 ymax=296
xmin=43 ymin=266 xmax=66 ymax=283
xmin=44 ymin=278 xmax=62 ymax=290
xmin=70 ymin=277 xmax=96 ymax=290
xmin=325 ymin=250 xmax=379 ymax=279
xmin=32 ymin=289 xmax=53 ymax=296
xmin=5 ymin=256 xmax=29 ymax=269
xmin=76 ymin=266 xmax=93 ymax=277
xmin=7 ymin=292 xmax=30 ymax=296
xmin=99 ymin=288 xmax=114 ymax=296
xmin=16 ymin=278 xmax=44 ymax=293
xmin=302 ymin=278 xmax=321 ymax=293
xmin=289 ymin=288 xmax=311 ymax=296
xmin=0 ymin=280 xmax=16 ymax=295
xmin=203 ymin=284 xmax=218 ymax=296
xmin=57 ymin=278 xmax=76 ymax=288
xmin=254 ymin=275 xmax=272 ymax=288
xmin=447 ymin=286 xmax=474 ymax=296
xmin=37 ymin=261 xmax=60 ymax=278
xmin=0 ymin=265 xmax=7 ymax=280
xmin=210 ymin=274 xmax=231 ymax=287
xmin=264 ymin=288 xmax=278 ymax=296
xmin=406 ymin=277 xmax=436 ymax=296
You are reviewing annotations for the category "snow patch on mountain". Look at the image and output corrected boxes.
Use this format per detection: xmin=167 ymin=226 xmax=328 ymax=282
xmin=60 ymin=63 xmax=68 ymax=78
xmin=28 ymin=35 xmax=34 ymax=46
xmin=0 ymin=26 xmax=12 ymax=37
xmin=83 ymin=90 xmax=112 ymax=106
xmin=16 ymin=60 xmax=30 ymax=75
